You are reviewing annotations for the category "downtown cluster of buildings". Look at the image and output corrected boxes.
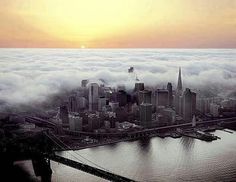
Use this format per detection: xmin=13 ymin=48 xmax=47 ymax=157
xmin=52 ymin=68 xmax=236 ymax=133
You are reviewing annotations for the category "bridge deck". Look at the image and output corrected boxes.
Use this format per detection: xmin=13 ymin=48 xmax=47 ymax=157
xmin=50 ymin=154 xmax=136 ymax=182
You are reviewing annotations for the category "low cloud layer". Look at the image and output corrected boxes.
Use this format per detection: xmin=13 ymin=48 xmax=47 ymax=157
xmin=0 ymin=49 xmax=236 ymax=112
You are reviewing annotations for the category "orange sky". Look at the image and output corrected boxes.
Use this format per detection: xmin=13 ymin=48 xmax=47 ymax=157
xmin=0 ymin=0 xmax=236 ymax=48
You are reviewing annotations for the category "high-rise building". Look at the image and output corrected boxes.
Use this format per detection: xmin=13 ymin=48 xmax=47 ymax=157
xmin=161 ymin=108 xmax=176 ymax=124
xmin=156 ymin=89 xmax=169 ymax=107
xmin=167 ymin=82 xmax=173 ymax=107
xmin=177 ymin=67 xmax=183 ymax=94
xmin=210 ymin=103 xmax=220 ymax=117
xmin=140 ymin=103 xmax=152 ymax=128
xmin=68 ymin=95 xmax=77 ymax=113
xmin=139 ymin=90 xmax=152 ymax=104
xmin=59 ymin=105 xmax=69 ymax=125
xmin=69 ymin=114 xmax=83 ymax=131
xmin=191 ymin=92 xmax=196 ymax=115
xmin=109 ymin=102 xmax=119 ymax=112
xmin=81 ymin=79 xmax=89 ymax=87
xmin=77 ymin=97 xmax=87 ymax=110
xmin=175 ymin=67 xmax=183 ymax=114
xmin=197 ymin=98 xmax=207 ymax=114
xmin=183 ymin=88 xmax=196 ymax=122
xmin=98 ymin=96 xmax=107 ymax=111
xmin=89 ymin=83 xmax=99 ymax=111
xmin=134 ymin=83 xmax=144 ymax=92
xmin=88 ymin=113 xmax=100 ymax=131
xmin=117 ymin=85 xmax=126 ymax=91
xmin=117 ymin=90 xmax=127 ymax=107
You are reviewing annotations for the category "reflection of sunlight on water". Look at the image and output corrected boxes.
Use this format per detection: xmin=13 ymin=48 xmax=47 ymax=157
xmin=137 ymin=138 xmax=151 ymax=152
xmin=180 ymin=136 xmax=195 ymax=152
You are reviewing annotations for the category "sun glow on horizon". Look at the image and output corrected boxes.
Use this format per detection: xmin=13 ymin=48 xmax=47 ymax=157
xmin=0 ymin=0 xmax=236 ymax=48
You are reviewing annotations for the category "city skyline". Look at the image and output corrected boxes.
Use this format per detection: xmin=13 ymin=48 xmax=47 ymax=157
xmin=1 ymin=1 xmax=236 ymax=181
xmin=0 ymin=49 xmax=235 ymax=113
xmin=0 ymin=0 xmax=236 ymax=48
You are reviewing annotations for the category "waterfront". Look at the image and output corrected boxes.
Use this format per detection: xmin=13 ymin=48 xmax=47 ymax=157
xmin=54 ymin=129 xmax=236 ymax=182
xmin=17 ymin=129 xmax=236 ymax=182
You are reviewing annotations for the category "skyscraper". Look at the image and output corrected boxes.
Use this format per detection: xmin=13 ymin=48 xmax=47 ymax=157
xmin=175 ymin=67 xmax=183 ymax=114
xmin=210 ymin=103 xmax=220 ymax=117
xmin=140 ymin=103 xmax=152 ymax=128
xmin=177 ymin=67 xmax=183 ymax=94
xmin=81 ymin=79 xmax=89 ymax=87
xmin=117 ymin=90 xmax=127 ymax=107
xmin=156 ymin=89 xmax=169 ymax=107
xmin=77 ymin=97 xmax=87 ymax=110
xmin=88 ymin=113 xmax=100 ymax=131
xmin=69 ymin=114 xmax=83 ymax=131
xmin=167 ymin=82 xmax=173 ymax=107
xmin=89 ymin=83 xmax=99 ymax=111
xmin=98 ymin=96 xmax=107 ymax=111
xmin=139 ymin=90 xmax=152 ymax=104
xmin=68 ymin=95 xmax=77 ymax=113
xmin=59 ymin=105 xmax=69 ymax=125
xmin=109 ymin=102 xmax=119 ymax=112
xmin=134 ymin=82 xmax=145 ymax=92
xmin=183 ymin=88 xmax=196 ymax=122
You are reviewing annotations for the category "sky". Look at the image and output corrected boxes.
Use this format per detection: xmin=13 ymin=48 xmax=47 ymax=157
xmin=0 ymin=0 xmax=236 ymax=48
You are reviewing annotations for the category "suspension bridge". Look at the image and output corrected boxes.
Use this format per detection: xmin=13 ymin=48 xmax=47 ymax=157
xmin=44 ymin=131 xmax=136 ymax=182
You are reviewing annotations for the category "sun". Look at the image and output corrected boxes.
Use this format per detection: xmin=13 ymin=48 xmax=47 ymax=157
xmin=80 ymin=45 xmax=86 ymax=49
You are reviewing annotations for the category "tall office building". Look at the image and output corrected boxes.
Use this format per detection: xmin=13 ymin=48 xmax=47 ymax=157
xmin=191 ymin=92 xmax=196 ymax=115
xmin=59 ymin=105 xmax=69 ymax=125
xmin=175 ymin=67 xmax=183 ymax=114
xmin=117 ymin=90 xmax=127 ymax=107
xmin=81 ymin=79 xmax=89 ymax=87
xmin=139 ymin=90 xmax=152 ymax=104
xmin=117 ymin=85 xmax=126 ymax=91
xmin=167 ymin=82 xmax=173 ymax=107
xmin=183 ymin=88 xmax=196 ymax=122
xmin=88 ymin=113 xmax=100 ymax=131
xmin=68 ymin=95 xmax=77 ymax=113
xmin=98 ymin=96 xmax=107 ymax=111
xmin=140 ymin=103 xmax=152 ymax=128
xmin=134 ymin=83 xmax=145 ymax=92
xmin=179 ymin=95 xmax=184 ymax=116
xmin=156 ymin=89 xmax=169 ymax=107
xmin=69 ymin=114 xmax=83 ymax=131
xmin=177 ymin=67 xmax=183 ymax=94
xmin=77 ymin=97 xmax=87 ymax=110
xmin=89 ymin=83 xmax=99 ymax=111
xmin=109 ymin=102 xmax=119 ymax=112
xmin=210 ymin=103 xmax=220 ymax=117
xmin=196 ymin=98 xmax=207 ymax=114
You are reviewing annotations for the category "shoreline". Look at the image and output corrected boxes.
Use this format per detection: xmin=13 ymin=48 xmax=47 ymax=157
xmin=56 ymin=127 xmax=234 ymax=152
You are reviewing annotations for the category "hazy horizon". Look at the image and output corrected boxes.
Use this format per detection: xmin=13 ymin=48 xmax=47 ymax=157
xmin=1 ymin=0 xmax=236 ymax=48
